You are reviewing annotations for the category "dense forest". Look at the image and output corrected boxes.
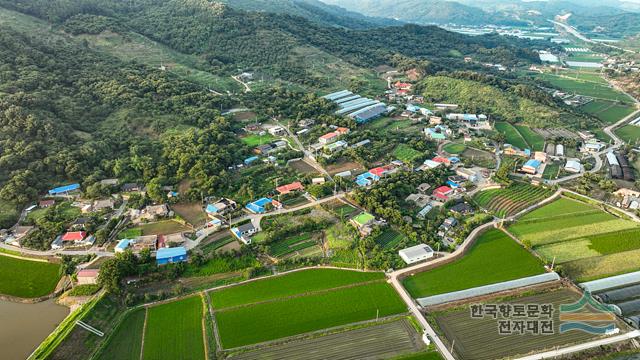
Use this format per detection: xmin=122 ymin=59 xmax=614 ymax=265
xmin=0 ymin=0 xmax=549 ymax=85
xmin=0 ymin=26 xmax=246 ymax=223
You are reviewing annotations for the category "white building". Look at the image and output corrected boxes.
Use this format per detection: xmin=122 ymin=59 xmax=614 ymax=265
xmin=565 ymin=158 xmax=582 ymax=173
xmin=556 ymin=144 xmax=565 ymax=157
xmin=399 ymin=244 xmax=435 ymax=264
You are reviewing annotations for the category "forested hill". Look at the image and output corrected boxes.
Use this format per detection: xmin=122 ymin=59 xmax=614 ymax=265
xmin=0 ymin=0 xmax=547 ymax=84
xmin=217 ymin=0 xmax=402 ymax=29
xmin=0 ymin=25 xmax=245 ymax=223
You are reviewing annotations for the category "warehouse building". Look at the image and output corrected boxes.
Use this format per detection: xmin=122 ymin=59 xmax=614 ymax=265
xmin=399 ymin=244 xmax=434 ymax=264
xmin=156 ymin=247 xmax=188 ymax=266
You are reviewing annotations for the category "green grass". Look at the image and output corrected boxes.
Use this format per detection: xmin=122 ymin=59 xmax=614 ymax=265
xmin=214 ymin=282 xmax=406 ymax=348
xmin=117 ymin=228 xmax=142 ymax=239
xmin=615 ymin=124 xmax=640 ymax=145
xmin=0 ymin=255 xmax=61 ymax=298
xmin=325 ymin=223 xmax=354 ymax=249
xmin=495 ymin=122 xmax=528 ymax=150
xmin=402 ymin=229 xmax=544 ymax=298
xmin=514 ymin=125 xmax=545 ymax=151
xmin=209 ymin=268 xmax=384 ymax=309
xmin=97 ymin=308 xmax=145 ymax=360
xmin=241 ymin=133 xmax=276 ymax=147
xmin=443 ymin=143 xmax=467 ymax=154
xmin=67 ymin=284 xmax=101 ymax=297
xmin=587 ymin=228 xmax=640 ymax=254
xmin=184 ymin=254 xmax=259 ymax=277
xmin=393 ymin=144 xmax=423 ymax=164
xmin=143 ymin=296 xmax=205 ymax=360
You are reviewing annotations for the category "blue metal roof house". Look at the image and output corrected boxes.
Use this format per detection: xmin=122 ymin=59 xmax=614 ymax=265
xmin=48 ymin=183 xmax=80 ymax=195
xmin=156 ymin=247 xmax=188 ymax=266
xmin=246 ymin=197 xmax=273 ymax=214
xmin=244 ymin=156 xmax=259 ymax=166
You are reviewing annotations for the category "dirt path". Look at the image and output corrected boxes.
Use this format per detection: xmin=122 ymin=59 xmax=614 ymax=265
xmin=139 ymin=307 xmax=148 ymax=360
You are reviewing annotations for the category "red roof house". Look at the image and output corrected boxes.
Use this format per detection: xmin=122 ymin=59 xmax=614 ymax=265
xmin=276 ymin=182 xmax=304 ymax=195
xmin=369 ymin=167 xmax=387 ymax=177
xmin=433 ymin=186 xmax=454 ymax=201
xmin=432 ymin=157 xmax=451 ymax=166
xmin=77 ymin=269 xmax=99 ymax=285
xmin=319 ymin=132 xmax=339 ymax=144
xmin=394 ymin=81 xmax=413 ymax=90
xmin=335 ymin=127 xmax=350 ymax=135
xmin=62 ymin=231 xmax=86 ymax=242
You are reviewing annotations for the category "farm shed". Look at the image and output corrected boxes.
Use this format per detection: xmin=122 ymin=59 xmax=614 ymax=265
xmin=416 ymin=272 xmax=560 ymax=307
xmin=323 ymin=90 xmax=352 ymax=101
xmin=156 ymin=247 xmax=188 ymax=266
xmin=556 ymin=144 xmax=565 ymax=157
xmin=48 ymin=183 xmax=80 ymax=196
xmin=399 ymin=244 xmax=434 ymax=264
xmin=564 ymin=158 xmax=582 ymax=173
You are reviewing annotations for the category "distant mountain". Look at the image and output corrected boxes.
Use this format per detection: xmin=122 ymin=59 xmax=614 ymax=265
xmin=319 ymin=0 xmax=527 ymax=26
xmin=219 ymin=0 xmax=401 ymax=29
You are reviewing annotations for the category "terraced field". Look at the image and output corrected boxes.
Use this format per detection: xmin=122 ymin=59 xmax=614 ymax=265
xmin=509 ymin=197 xmax=640 ymax=281
xmin=473 ymin=183 xmax=554 ymax=218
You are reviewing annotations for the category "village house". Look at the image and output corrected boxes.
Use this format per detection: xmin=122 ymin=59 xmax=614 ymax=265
xmin=319 ymin=132 xmax=340 ymax=144
xmin=433 ymin=186 xmax=454 ymax=201
xmin=254 ymin=144 xmax=273 ymax=155
xmin=39 ymin=200 xmax=55 ymax=208
xmin=121 ymin=183 xmax=142 ymax=193
xmin=298 ymin=119 xmax=315 ymax=128
xmin=534 ymin=151 xmax=547 ymax=163
xmin=417 ymin=183 xmax=431 ymax=194
xmin=455 ymin=168 xmax=478 ymax=182
xmin=449 ymin=202 xmax=474 ymax=215
xmin=100 ymin=178 xmax=119 ymax=187
xmin=133 ymin=235 xmax=158 ymax=252
xmin=76 ymin=269 xmax=99 ymax=285
xmin=156 ymin=247 xmax=188 ymax=266
xmin=276 ymin=181 xmax=304 ymax=195
xmin=93 ymin=199 xmax=115 ymax=211
xmin=246 ymin=198 xmax=281 ymax=214
xmin=405 ymin=193 xmax=431 ymax=208
xmin=565 ymin=158 xmax=582 ymax=173
xmin=521 ymin=159 xmax=542 ymax=175
xmin=206 ymin=198 xmax=237 ymax=217
xmin=268 ymin=126 xmax=286 ymax=136
xmin=231 ymin=223 xmax=257 ymax=245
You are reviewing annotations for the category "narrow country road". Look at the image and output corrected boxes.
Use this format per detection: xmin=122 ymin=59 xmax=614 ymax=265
xmin=277 ymin=119 xmax=332 ymax=178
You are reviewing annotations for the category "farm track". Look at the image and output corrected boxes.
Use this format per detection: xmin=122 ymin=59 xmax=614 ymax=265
xmin=212 ymin=279 xmax=386 ymax=312
xmin=227 ymin=319 xmax=422 ymax=360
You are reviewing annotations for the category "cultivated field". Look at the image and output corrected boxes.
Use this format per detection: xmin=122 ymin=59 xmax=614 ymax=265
xmin=509 ymin=197 xmax=640 ymax=281
xmin=514 ymin=124 xmax=545 ymax=151
xmin=615 ymin=124 xmax=640 ymax=145
xmin=97 ymin=308 xmax=145 ymax=360
xmin=269 ymin=233 xmax=319 ymax=258
xmin=227 ymin=318 xmax=426 ymax=360
xmin=172 ymin=203 xmax=207 ymax=227
xmin=143 ymin=296 xmax=206 ymax=360
xmin=394 ymin=144 xmax=423 ymax=164
xmin=495 ymin=122 xmax=528 ymax=150
xmin=137 ymin=220 xmax=191 ymax=236
xmin=403 ymin=229 xmax=544 ymax=298
xmin=433 ymin=288 xmax=615 ymax=360
xmin=0 ymin=255 xmax=61 ymax=298
xmin=289 ymin=159 xmax=320 ymax=175
xmin=209 ymin=269 xmax=405 ymax=349
xmin=473 ymin=183 xmax=554 ymax=218
xmin=375 ymin=228 xmax=407 ymax=249
xmin=537 ymin=73 xmax=632 ymax=102
xmin=240 ymin=133 xmax=276 ymax=147
xmin=580 ymin=100 xmax=636 ymax=124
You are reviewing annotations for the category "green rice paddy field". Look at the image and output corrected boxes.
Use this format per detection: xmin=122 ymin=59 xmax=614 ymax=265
xmin=509 ymin=197 xmax=640 ymax=281
xmin=537 ymin=73 xmax=631 ymax=102
xmin=0 ymin=255 xmax=61 ymax=298
xmin=402 ymin=229 xmax=545 ymax=298
xmin=495 ymin=122 xmax=528 ymax=150
xmin=209 ymin=269 xmax=405 ymax=348
xmin=97 ymin=296 xmax=205 ymax=360
xmin=443 ymin=142 xmax=467 ymax=154
xmin=473 ymin=183 xmax=554 ymax=218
